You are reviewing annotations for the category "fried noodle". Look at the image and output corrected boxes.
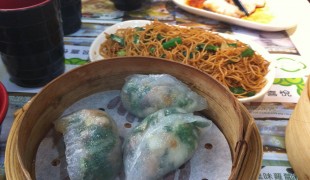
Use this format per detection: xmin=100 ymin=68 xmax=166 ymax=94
xmin=99 ymin=20 xmax=270 ymax=98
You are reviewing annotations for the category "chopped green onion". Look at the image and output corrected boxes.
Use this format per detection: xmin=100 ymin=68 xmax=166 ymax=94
xmin=161 ymin=54 xmax=166 ymax=58
xmin=117 ymin=49 xmax=126 ymax=56
xmin=205 ymin=45 xmax=218 ymax=52
xmin=228 ymin=43 xmax=237 ymax=47
xmin=157 ymin=34 xmax=164 ymax=40
xmin=134 ymin=27 xmax=145 ymax=31
xmin=229 ymin=87 xmax=255 ymax=97
xmin=241 ymin=47 xmax=254 ymax=57
xmin=182 ymin=51 xmax=193 ymax=59
xmin=196 ymin=44 xmax=218 ymax=52
xmin=230 ymin=87 xmax=245 ymax=94
xmin=196 ymin=44 xmax=207 ymax=51
xmin=162 ymin=37 xmax=182 ymax=49
xmin=110 ymin=34 xmax=125 ymax=46
xmin=133 ymin=34 xmax=139 ymax=44
xmin=227 ymin=60 xmax=236 ymax=64
xmin=245 ymin=91 xmax=256 ymax=97
xmin=196 ymin=44 xmax=203 ymax=51
xmin=226 ymin=57 xmax=240 ymax=64
xmin=149 ymin=47 xmax=156 ymax=54
xmin=164 ymin=126 xmax=173 ymax=132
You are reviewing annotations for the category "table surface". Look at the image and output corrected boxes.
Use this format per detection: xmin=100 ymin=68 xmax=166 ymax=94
xmin=1 ymin=0 xmax=310 ymax=179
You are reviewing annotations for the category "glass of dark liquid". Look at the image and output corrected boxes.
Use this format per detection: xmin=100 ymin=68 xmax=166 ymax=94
xmin=111 ymin=0 xmax=143 ymax=11
xmin=0 ymin=0 xmax=65 ymax=87
xmin=59 ymin=0 xmax=82 ymax=35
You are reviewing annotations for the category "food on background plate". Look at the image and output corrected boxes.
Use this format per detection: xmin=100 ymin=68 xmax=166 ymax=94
xmin=54 ymin=109 xmax=122 ymax=180
xmin=187 ymin=0 xmax=266 ymax=18
xmin=121 ymin=74 xmax=208 ymax=118
xmin=99 ymin=20 xmax=270 ymax=98
xmin=123 ymin=107 xmax=212 ymax=180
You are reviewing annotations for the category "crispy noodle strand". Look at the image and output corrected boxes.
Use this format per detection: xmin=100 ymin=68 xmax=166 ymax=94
xmin=99 ymin=20 xmax=270 ymax=98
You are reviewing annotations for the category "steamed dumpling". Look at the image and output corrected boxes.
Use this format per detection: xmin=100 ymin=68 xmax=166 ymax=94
xmin=123 ymin=107 xmax=212 ymax=180
xmin=121 ymin=74 xmax=208 ymax=118
xmin=54 ymin=109 xmax=122 ymax=180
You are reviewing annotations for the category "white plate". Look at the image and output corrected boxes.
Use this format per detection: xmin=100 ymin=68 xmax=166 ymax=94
xmin=89 ymin=20 xmax=276 ymax=103
xmin=89 ymin=20 xmax=151 ymax=61
xmin=173 ymin=0 xmax=298 ymax=31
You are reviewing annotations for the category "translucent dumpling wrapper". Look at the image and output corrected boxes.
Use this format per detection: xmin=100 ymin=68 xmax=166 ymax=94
xmin=121 ymin=74 xmax=208 ymax=118
xmin=54 ymin=109 xmax=122 ymax=180
xmin=123 ymin=107 xmax=212 ymax=180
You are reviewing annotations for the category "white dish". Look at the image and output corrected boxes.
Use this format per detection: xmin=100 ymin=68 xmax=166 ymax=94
xmin=173 ymin=0 xmax=298 ymax=31
xmin=89 ymin=20 xmax=275 ymax=103
xmin=89 ymin=20 xmax=151 ymax=61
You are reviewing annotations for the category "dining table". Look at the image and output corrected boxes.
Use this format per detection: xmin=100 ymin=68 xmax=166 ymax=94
xmin=1 ymin=0 xmax=310 ymax=179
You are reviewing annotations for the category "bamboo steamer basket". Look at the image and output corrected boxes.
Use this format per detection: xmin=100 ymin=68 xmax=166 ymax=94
xmin=5 ymin=57 xmax=262 ymax=179
xmin=286 ymin=77 xmax=310 ymax=179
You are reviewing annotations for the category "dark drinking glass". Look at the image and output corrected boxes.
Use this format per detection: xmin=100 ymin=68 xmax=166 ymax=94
xmin=112 ymin=0 xmax=143 ymax=11
xmin=59 ymin=0 xmax=82 ymax=35
xmin=0 ymin=0 xmax=65 ymax=87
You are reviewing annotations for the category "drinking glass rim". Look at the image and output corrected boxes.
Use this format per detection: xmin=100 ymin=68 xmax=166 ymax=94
xmin=0 ymin=0 xmax=51 ymax=11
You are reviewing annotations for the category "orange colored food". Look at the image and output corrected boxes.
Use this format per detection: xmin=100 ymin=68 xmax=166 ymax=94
xmin=186 ymin=0 xmax=205 ymax=8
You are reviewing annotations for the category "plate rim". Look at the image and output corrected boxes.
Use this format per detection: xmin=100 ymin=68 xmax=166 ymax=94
xmin=89 ymin=20 xmax=151 ymax=61
xmin=172 ymin=0 xmax=298 ymax=31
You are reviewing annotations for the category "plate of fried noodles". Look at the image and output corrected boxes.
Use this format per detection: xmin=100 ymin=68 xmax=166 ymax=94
xmin=89 ymin=20 xmax=275 ymax=103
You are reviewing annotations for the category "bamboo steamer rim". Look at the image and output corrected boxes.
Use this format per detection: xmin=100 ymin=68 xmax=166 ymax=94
xmin=5 ymin=56 xmax=262 ymax=180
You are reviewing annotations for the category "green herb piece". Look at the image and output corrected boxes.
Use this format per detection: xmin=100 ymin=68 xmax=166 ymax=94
xmin=117 ymin=49 xmax=126 ymax=56
xmin=227 ymin=60 xmax=236 ymax=64
xmin=81 ymin=124 xmax=119 ymax=179
xmin=162 ymin=37 xmax=182 ymax=49
xmin=133 ymin=34 xmax=139 ymax=44
xmin=149 ymin=47 xmax=156 ymax=54
xmin=157 ymin=34 xmax=164 ymax=40
xmin=164 ymin=126 xmax=173 ymax=132
xmin=175 ymin=123 xmax=199 ymax=152
xmin=134 ymin=27 xmax=145 ymax=31
xmin=241 ymin=47 xmax=254 ymax=57
xmin=182 ymin=51 xmax=193 ymax=59
xmin=245 ymin=91 xmax=256 ymax=97
xmin=226 ymin=57 xmax=240 ymax=64
xmin=230 ymin=87 xmax=255 ymax=97
xmin=195 ymin=44 xmax=218 ymax=52
xmin=230 ymin=87 xmax=246 ymax=94
xmin=195 ymin=44 xmax=204 ymax=51
xmin=228 ymin=43 xmax=237 ymax=47
xmin=205 ymin=45 xmax=218 ymax=51
xmin=110 ymin=34 xmax=125 ymax=46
